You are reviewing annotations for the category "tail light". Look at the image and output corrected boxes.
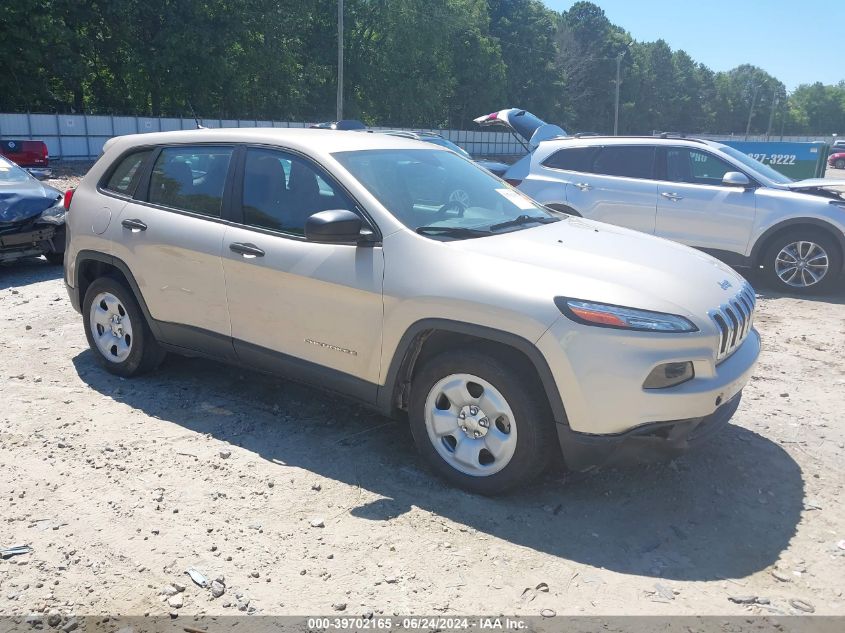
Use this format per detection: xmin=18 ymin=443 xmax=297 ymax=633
xmin=64 ymin=189 xmax=75 ymax=210
xmin=504 ymin=178 xmax=522 ymax=187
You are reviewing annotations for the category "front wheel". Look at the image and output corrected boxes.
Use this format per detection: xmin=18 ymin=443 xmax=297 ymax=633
xmin=408 ymin=349 xmax=556 ymax=495
xmin=834 ymin=158 xmax=845 ymax=169
xmin=82 ymin=276 xmax=166 ymax=377
xmin=762 ymin=231 xmax=841 ymax=294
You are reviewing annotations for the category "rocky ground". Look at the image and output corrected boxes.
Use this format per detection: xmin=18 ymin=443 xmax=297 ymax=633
xmin=0 ymin=162 xmax=842 ymax=622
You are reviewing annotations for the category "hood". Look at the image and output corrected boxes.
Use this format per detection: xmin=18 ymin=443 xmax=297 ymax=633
xmin=474 ymin=108 xmax=567 ymax=150
xmin=456 ymin=217 xmax=747 ymax=320
xmin=786 ymin=178 xmax=845 ymax=190
xmin=0 ymin=179 xmax=62 ymax=224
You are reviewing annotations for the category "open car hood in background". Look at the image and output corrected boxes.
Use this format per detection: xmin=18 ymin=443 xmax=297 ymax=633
xmin=474 ymin=108 xmax=567 ymax=150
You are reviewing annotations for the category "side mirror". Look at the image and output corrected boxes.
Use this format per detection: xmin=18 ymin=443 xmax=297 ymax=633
xmin=305 ymin=209 xmax=366 ymax=244
xmin=722 ymin=171 xmax=752 ymax=188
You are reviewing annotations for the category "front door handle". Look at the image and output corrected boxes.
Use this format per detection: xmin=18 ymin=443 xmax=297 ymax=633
xmin=121 ymin=218 xmax=147 ymax=232
xmin=574 ymin=182 xmax=593 ymax=191
xmin=229 ymin=242 xmax=265 ymax=258
xmin=661 ymin=192 xmax=684 ymax=202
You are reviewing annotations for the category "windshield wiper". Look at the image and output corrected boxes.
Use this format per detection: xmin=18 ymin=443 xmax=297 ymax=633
xmin=416 ymin=226 xmax=492 ymax=239
xmin=489 ymin=214 xmax=560 ymax=232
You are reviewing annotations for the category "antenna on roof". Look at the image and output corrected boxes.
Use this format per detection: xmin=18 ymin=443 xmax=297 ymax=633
xmin=187 ymin=100 xmax=206 ymax=129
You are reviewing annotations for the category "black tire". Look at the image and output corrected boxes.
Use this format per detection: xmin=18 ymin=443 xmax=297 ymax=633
xmin=408 ymin=348 xmax=557 ymax=495
xmin=44 ymin=251 xmax=64 ymax=266
xmin=762 ymin=230 xmax=842 ymax=295
xmin=835 ymin=158 xmax=845 ymax=169
xmin=82 ymin=276 xmax=166 ymax=377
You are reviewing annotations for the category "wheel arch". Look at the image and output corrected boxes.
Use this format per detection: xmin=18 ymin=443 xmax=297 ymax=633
xmin=750 ymin=218 xmax=845 ymax=273
xmin=378 ymin=319 xmax=567 ymax=426
xmin=73 ymin=250 xmax=161 ymax=338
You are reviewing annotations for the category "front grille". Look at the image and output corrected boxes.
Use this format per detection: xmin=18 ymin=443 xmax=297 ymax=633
xmin=709 ymin=283 xmax=756 ymax=363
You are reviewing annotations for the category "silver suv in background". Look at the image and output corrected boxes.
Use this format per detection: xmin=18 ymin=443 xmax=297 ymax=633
xmin=477 ymin=108 xmax=845 ymax=294
xmin=64 ymin=128 xmax=759 ymax=494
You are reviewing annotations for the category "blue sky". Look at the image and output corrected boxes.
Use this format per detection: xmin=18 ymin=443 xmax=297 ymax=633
xmin=545 ymin=0 xmax=843 ymax=91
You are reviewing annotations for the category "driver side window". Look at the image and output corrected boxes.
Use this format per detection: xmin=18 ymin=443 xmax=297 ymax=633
xmin=667 ymin=148 xmax=735 ymax=186
xmin=241 ymin=148 xmax=354 ymax=235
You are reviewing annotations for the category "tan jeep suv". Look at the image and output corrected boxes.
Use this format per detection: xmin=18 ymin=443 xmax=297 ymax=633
xmin=64 ymin=128 xmax=760 ymax=494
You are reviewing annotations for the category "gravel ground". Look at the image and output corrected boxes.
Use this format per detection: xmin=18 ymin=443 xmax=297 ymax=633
xmin=0 ymin=162 xmax=843 ymax=620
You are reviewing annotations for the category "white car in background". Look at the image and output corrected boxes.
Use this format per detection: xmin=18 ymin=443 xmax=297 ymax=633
xmin=477 ymin=108 xmax=845 ymax=294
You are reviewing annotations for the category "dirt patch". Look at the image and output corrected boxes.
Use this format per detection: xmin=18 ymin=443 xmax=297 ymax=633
xmin=44 ymin=161 xmax=95 ymax=192
xmin=1 ymin=260 xmax=843 ymax=618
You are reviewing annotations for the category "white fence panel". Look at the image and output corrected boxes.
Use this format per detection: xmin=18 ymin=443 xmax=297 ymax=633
xmin=159 ymin=118 xmax=181 ymax=132
xmin=137 ymin=118 xmax=159 ymax=133
xmin=88 ymin=137 xmax=108 ymax=155
xmin=2 ymin=112 xmax=529 ymax=159
xmin=0 ymin=113 xmax=31 ymax=135
xmin=85 ymin=115 xmax=112 ymax=136
xmin=30 ymin=114 xmax=59 ymax=136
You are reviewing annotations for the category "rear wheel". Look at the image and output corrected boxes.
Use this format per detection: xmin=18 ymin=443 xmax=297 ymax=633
xmin=762 ymin=231 xmax=841 ymax=294
xmin=408 ymin=349 xmax=555 ymax=495
xmin=834 ymin=158 xmax=845 ymax=169
xmin=82 ymin=276 xmax=166 ymax=377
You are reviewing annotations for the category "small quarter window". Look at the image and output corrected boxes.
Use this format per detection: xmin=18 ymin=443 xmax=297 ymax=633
xmin=104 ymin=150 xmax=151 ymax=195
xmin=542 ymin=147 xmax=597 ymax=172
xmin=149 ymin=146 xmax=233 ymax=217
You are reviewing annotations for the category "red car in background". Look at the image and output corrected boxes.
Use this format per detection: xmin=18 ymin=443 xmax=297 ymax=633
xmin=829 ymin=152 xmax=845 ymax=170
xmin=0 ymin=140 xmax=51 ymax=179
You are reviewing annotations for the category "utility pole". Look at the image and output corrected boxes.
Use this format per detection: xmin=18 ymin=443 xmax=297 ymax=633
xmin=766 ymin=92 xmax=778 ymax=141
xmin=613 ymin=54 xmax=623 ymax=136
xmin=744 ymin=83 xmax=761 ymax=140
xmin=336 ymin=0 xmax=344 ymax=121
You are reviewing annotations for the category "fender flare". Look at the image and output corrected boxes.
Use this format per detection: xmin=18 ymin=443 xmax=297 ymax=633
xmin=73 ymin=249 xmax=163 ymax=339
xmin=377 ymin=318 xmax=568 ymax=425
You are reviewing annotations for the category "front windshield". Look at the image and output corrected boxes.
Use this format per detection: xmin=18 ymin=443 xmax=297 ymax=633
xmin=421 ymin=136 xmax=472 ymax=159
xmin=0 ymin=156 xmax=33 ymax=184
xmin=718 ymin=145 xmax=793 ymax=185
xmin=333 ymin=149 xmax=559 ymax=239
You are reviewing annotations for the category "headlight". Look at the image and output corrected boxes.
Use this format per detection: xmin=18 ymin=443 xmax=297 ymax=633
xmin=37 ymin=198 xmax=66 ymax=225
xmin=555 ymin=298 xmax=698 ymax=333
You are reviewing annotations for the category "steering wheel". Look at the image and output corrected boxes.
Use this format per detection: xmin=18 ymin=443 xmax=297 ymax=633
xmin=434 ymin=200 xmax=466 ymax=220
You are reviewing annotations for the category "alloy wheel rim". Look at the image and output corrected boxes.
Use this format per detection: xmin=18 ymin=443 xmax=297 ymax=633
xmin=423 ymin=373 xmax=517 ymax=477
xmin=774 ymin=241 xmax=829 ymax=288
xmin=89 ymin=292 xmax=133 ymax=362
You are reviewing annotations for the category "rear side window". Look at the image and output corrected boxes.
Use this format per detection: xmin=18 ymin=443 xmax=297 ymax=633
xmin=542 ymin=147 xmax=597 ymax=172
xmin=148 ymin=146 xmax=233 ymax=217
xmin=104 ymin=150 xmax=150 ymax=195
xmin=591 ymin=146 xmax=655 ymax=179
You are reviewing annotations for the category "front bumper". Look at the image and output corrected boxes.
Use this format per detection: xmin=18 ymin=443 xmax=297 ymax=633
xmin=557 ymin=392 xmax=742 ymax=471
xmin=536 ymin=315 xmax=760 ymax=435
xmin=0 ymin=224 xmax=63 ymax=262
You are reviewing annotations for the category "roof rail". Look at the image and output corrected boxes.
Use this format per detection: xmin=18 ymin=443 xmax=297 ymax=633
xmin=547 ymin=134 xmax=711 ymax=144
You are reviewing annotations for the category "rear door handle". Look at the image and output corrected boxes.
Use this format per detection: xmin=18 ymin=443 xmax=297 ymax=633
xmin=574 ymin=182 xmax=593 ymax=191
xmin=121 ymin=218 xmax=147 ymax=232
xmin=661 ymin=192 xmax=683 ymax=202
xmin=229 ymin=242 xmax=265 ymax=258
